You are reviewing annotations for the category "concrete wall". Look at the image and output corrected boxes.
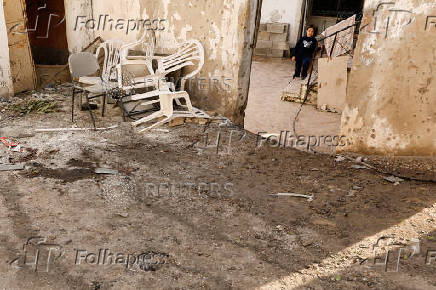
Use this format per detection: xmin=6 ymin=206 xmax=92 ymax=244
xmin=0 ymin=3 xmax=13 ymax=97
xmin=64 ymin=0 xmax=259 ymax=125
xmin=64 ymin=0 xmax=95 ymax=53
xmin=260 ymin=0 xmax=304 ymax=47
xmin=339 ymin=0 xmax=436 ymax=156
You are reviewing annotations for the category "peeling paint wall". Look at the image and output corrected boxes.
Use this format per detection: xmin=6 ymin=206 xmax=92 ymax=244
xmin=64 ymin=0 xmax=258 ymax=125
xmin=0 ymin=2 xmax=13 ymax=97
xmin=260 ymin=0 xmax=304 ymax=47
xmin=64 ymin=0 xmax=95 ymax=53
xmin=339 ymin=0 xmax=436 ymax=156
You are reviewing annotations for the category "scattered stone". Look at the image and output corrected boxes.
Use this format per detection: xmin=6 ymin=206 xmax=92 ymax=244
xmin=95 ymin=168 xmax=119 ymax=175
xmin=0 ymin=155 xmax=9 ymax=164
xmin=384 ymin=176 xmax=404 ymax=184
xmin=116 ymin=212 xmax=129 ymax=218
xmin=276 ymin=225 xmax=284 ymax=231
xmin=270 ymin=193 xmax=314 ymax=202
xmin=335 ymin=155 xmax=346 ymax=162
xmin=350 ymin=165 xmax=368 ymax=169
xmin=0 ymin=164 xmax=24 ymax=171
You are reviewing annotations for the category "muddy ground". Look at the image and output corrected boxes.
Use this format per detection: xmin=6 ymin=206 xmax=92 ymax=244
xmin=0 ymin=88 xmax=435 ymax=289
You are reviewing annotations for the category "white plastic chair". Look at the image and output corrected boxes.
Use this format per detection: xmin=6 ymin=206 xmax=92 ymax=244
xmin=68 ymin=52 xmax=111 ymax=128
xmin=120 ymin=29 xmax=156 ymax=83
xmin=130 ymin=40 xmax=205 ymax=132
xmin=77 ymin=40 xmax=124 ymax=86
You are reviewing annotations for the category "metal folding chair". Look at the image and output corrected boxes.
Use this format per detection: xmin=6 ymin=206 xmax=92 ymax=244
xmin=68 ymin=52 xmax=117 ymax=128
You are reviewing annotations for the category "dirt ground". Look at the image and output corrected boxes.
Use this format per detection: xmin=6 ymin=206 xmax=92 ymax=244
xmin=245 ymin=56 xmax=341 ymax=155
xmin=0 ymin=87 xmax=435 ymax=289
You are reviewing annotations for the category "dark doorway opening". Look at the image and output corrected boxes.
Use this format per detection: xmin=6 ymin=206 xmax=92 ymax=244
xmin=25 ymin=0 xmax=69 ymax=65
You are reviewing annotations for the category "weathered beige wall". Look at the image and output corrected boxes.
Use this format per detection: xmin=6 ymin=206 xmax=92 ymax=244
xmin=339 ymin=0 xmax=436 ymax=156
xmin=64 ymin=0 xmax=95 ymax=53
xmin=64 ymin=0 xmax=260 ymax=125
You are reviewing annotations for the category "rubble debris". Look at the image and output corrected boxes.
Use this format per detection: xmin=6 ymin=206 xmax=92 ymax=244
xmin=335 ymin=155 xmax=346 ymax=162
xmin=384 ymin=176 xmax=404 ymax=185
xmin=0 ymin=155 xmax=9 ymax=164
xmin=270 ymin=192 xmax=314 ymax=202
xmin=81 ymin=103 xmax=98 ymax=111
xmin=95 ymin=168 xmax=119 ymax=175
xmin=115 ymin=212 xmax=129 ymax=218
xmin=350 ymin=164 xmax=368 ymax=169
xmin=10 ymin=99 xmax=58 ymax=115
xmin=169 ymin=117 xmax=186 ymax=127
xmin=0 ymin=164 xmax=24 ymax=171
xmin=35 ymin=125 xmax=118 ymax=133
xmin=0 ymin=137 xmax=23 ymax=152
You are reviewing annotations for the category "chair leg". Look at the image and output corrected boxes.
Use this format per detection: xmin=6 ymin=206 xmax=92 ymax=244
xmin=174 ymin=93 xmax=196 ymax=117
xmin=118 ymin=99 xmax=128 ymax=122
xmin=138 ymin=116 xmax=171 ymax=133
xmin=131 ymin=111 xmax=164 ymax=127
xmin=102 ymin=94 xmax=106 ymax=117
xmin=72 ymin=87 xmax=76 ymax=122
xmin=85 ymin=92 xmax=96 ymax=129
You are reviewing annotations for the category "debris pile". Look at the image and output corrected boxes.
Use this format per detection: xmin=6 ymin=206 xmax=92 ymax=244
xmin=10 ymin=99 xmax=59 ymax=115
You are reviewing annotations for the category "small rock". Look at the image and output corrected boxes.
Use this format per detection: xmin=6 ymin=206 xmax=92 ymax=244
xmin=384 ymin=176 xmax=404 ymax=184
xmin=95 ymin=168 xmax=119 ymax=175
xmin=276 ymin=225 xmax=284 ymax=231
xmin=335 ymin=155 xmax=346 ymax=162
xmin=350 ymin=165 xmax=367 ymax=169
xmin=116 ymin=212 xmax=129 ymax=218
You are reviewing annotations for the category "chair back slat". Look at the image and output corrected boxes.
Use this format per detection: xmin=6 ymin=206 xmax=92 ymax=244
xmin=160 ymin=40 xmax=204 ymax=79
xmin=96 ymin=40 xmax=124 ymax=82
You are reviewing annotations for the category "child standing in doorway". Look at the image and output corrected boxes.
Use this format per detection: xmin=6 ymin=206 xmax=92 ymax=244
xmin=291 ymin=25 xmax=318 ymax=80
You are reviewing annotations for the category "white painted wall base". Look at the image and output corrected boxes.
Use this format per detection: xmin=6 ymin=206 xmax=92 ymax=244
xmin=0 ymin=2 xmax=14 ymax=97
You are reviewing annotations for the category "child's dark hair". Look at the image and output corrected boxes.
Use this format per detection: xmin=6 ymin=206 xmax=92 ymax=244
xmin=306 ymin=25 xmax=315 ymax=31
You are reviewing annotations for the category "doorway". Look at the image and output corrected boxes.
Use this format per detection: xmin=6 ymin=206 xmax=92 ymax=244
xmin=244 ymin=0 xmax=364 ymax=154
xmin=25 ymin=0 xmax=69 ymax=65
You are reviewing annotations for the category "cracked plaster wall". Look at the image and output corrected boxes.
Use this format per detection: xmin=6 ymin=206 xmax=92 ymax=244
xmin=339 ymin=0 xmax=436 ymax=156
